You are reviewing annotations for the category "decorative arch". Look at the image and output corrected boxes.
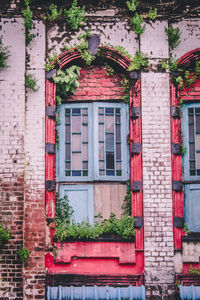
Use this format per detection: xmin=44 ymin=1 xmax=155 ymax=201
xmin=45 ymin=46 xmax=144 ymax=276
xmin=171 ymin=48 xmax=200 ymax=251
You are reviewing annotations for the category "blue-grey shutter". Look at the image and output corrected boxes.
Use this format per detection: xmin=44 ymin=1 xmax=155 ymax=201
xmin=179 ymin=285 xmax=200 ymax=299
xmin=59 ymin=185 xmax=94 ymax=224
xmin=185 ymin=184 xmax=200 ymax=232
xmin=46 ymin=285 xmax=146 ymax=300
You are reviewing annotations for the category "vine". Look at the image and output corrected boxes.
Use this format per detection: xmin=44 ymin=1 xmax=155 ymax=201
xmin=25 ymin=73 xmax=39 ymax=91
xmin=0 ymin=224 xmax=11 ymax=248
xmin=75 ymin=31 xmax=96 ymax=65
xmin=22 ymin=0 xmax=35 ymax=46
xmin=45 ymin=51 xmax=60 ymax=71
xmin=16 ymin=247 xmax=30 ymax=262
xmin=64 ymin=0 xmax=86 ymax=31
xmin=188 ymin=265 xmax=200 ymax=275
xmin=55 ymin=196 xmax=135 ymax=242
xmin=146 ymin=7 xmax=157 ymax=20
xmin=0 ymin=36 xmax=10 ymax=69
xmin=165 ymin=23 xmax=181 ymax=51
xmin=53 ymin=65 xmax=81 ymax=100
xmin=47 ymin=4 xmax=62 ymax=21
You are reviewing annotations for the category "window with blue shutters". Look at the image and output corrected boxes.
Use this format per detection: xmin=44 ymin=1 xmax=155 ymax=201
xmin=182 ymin=102 xmax=200 ymax=232
xmin=57 ymin=102 xmax=129 ymax=182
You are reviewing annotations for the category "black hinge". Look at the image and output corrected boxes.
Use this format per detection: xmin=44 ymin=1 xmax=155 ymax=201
xmin=46 ymin=106 xmax=56 ymax=118
xmin=130 ymin=107 xmax=141 ymax=120
xmin=173 ymin=217 xmax=184 ymax=228
xmin=172 ymin=143 xmax=181 ymax=155
xmin=134 ymin=217 xmax=143 ymax=229
xmin=45 ymin=180 xmax=56 ymax=191
xmin=172 ymin=181 xmax=183 ymax=192
xmin=170 ymin=106 xmax=181 ymax=119
xmin=46 ymin=143 xmax=55 ymax=154
xmin=131 ymin=142 xmax=142 ymax=155
xmin=132 ymin=181 xmax=142 ymax=192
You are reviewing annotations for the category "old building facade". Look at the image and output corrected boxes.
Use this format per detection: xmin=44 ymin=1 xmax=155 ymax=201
xmin=0 ymin=0 xmax=200 ymax=299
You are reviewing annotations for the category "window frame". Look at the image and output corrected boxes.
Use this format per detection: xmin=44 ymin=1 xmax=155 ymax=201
xmin=182 ymin=102 xmax=200 ymax=181
xmin=56 ymin=101 xmax=129 ymax=182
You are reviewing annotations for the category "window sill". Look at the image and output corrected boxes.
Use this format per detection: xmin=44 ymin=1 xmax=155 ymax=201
xmin=54 ymin=239 xmax=136 ymax=265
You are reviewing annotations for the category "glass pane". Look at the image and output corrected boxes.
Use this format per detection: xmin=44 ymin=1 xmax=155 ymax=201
xmin=116 ymin=143 xmax=121 ymax=160
xmin=83 ymin=161 xmax=88 ymax=169
xmin=99 ymin=114 xmax=104 ymax=123
xmin=65 ymin=161 xmax=70 ymax=170
xmin=82 ymin=143 xmax=88 ymax=160
xmin=189 ymin=143 xmax=195 ymax=159
xmin=196 ymin=135 xmax=200 ymax=151
xmin=116 ymin=115 xmax=120 ymax=124
xmin=99 ymin=161 xmax=104 ymax=169
xmin=105 ymin=115 xmax=114 ymax=132
xmin=106 ymin=134 xmax=114 ymax=151
xmin=196 ymin=153 xmax=200 ymax=169
xmin=82 ymin=125 xmax=88 ymax=142
xmin=72 ymin=115 xmax=81 ymax=132
xmin=105 ymin=108 xmax=114 ymax=115
xmin=65 ymin=143 xmax=70 ymax=160
xmin=116 ymin=125 xmax=121 ymax=142
xmin=189 ymin=115 xmax=194 ymax=125
xmin=65 ymin=115 xmax=70 ymax=124
xmin=116 ymin=161 xmax=121 ymax=170
xmin=99 ymin=124 xmax=104 ymax=141
xmin=82 ymin=115 xmax=88 ymax=123
xmin=106 ymin=152 xmax=114 ymax=169
xmin=189 ymin=124 xmax=194 ymax=141
xmin=100 ymin=170 xmax=105 ymax=175
xmin=82 ymin=108 xmax=88 ymax=115
xmin=72 ymin=108 xmax=81 ymax=114
xmin=72 ymin=152 xmax=81 ymax=170
xmin=196 ymin=115 xmax=200 ymax=133
xmin=72 ymin=134 xmax=81 ymax=151
xmin=116 ymin=170 xmax=122 ymax=176
xmin=99 ymin=142 xmax=104 ymax=160
xmin=65 ymin=125 xmax=70 ymax=141
xmin=188 ymin=108 xmax=194 ymax=115
xmin=98 ymin=107 xmax=104 ymax=114
xmin=190 ymin=160 xmax=195 ymax=171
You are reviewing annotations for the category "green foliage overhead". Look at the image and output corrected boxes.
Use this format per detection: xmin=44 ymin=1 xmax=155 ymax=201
xmin=0 ymin=36 xmax=10 ymax=69
xmin=146 ymin=7 xmax=157 ymax=20
xmin=25 ymin=73 xmax=39 ymax=91
xmin=126 ymin=0 xmax=139 ymax=12
xmin=55 ymin=196 xmax=135 ymax=241
xmin=22 ymin=0 xmax=35 ymax=46
xmin=64 ymin=0 xmax=86 ymax=31
xmin=165 ymin=24 xmax=181 ymax=50
xmin=17 ymin=247 xmax=30 ymax=261
xmin=130 ymin=13 xmax=146 ymax=37
xmin=0 ymin=224 xmax=11 ymax=248
xmin=188 ymin=265 xmax=200 ymax=275
xmin=53 ymin=65 xmax=81 ymax=99
xmin=45 ymin=51 xmax=60 ymax=71
xmin=128 ymin=51 xmax=148 ymax=71
xmin=47 ymin=4 xmax=62 ymax=21
xmin=75 ymin=32 xmax=96 ymax=65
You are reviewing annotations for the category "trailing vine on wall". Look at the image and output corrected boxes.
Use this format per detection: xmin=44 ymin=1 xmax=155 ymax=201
xmin=64 ymin=0 xmax=86 ymax=31
xmin=0 ymin=36 xmax=10 ymax=69
xmin=0 ymin=224 xmax=11 ymax=248
xmin=47 ymin=4 xmax=62 ymax=21
xmin=22 ymin=0 xmax=35 ymax=46
xmin=25 ymin=73 xmax=39 ymax=91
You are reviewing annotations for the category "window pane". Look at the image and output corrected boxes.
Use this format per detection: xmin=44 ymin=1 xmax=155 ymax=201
xmin=99 ymin=124 xmax=104 ymax=141
xmin=72 ymin=134 xmax=81 ymax=151
xmin=106 ymin=152 xmax=114 ymax=169
xmin=82 ymin=143 xmax=88 ymax=161
xmin=189 ymin=143 xmax=195 ymax=159
xmin=189 ymin=124 xmax=194 ymax=141
xmin=99 ymin=142 xmax=104 ymax=160
xmin=65 ymin=115 xmax=70 ymax=124
xmin=99 ymin=161 xmax=104 ymax=169
xmin=196 ymin=135 xmax=200 ymax=151
xmin=105 ymin=115 xmax=114 ymax=132
xmin=116 ymin=143 xmax=121 ymax=160
xmin=106 ymin=134 xmax=114 ymax=151
xmin=105 ymin=108 xmax=114 ymax=115
xmin=196 ymin=115 xmax=200 ymax=133
xmin=116 ymin=125 xmax=121 ymax=142
xmin=65 ymin=143 xmax=70 ymax=160
xmin=65 ymin=161 xmax=70 ymax=170
xmin=116 ymin=161 xmax=121 ymax=170
xmin=65 ymin=125 xmax=70 ymax=141
xmin=72 ymin=152 xmax=81 ymax=171
xmin=83 ymin=161 xmax=88 ymax=170
xmin=196 ymin=153 xmax=200 ymax=169
xmin=82 ymin=125 xmax=88 ymax=142
xmin=72 ymin=115 xmax=81 ymax=132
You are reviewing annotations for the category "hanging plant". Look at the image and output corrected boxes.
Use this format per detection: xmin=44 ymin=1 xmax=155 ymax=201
xmin=128 ymin=51 xmax=148 ymax=71
xmin=0 ymin=36 xmax=10 ymax=69
xmin=47 ymin=4 xmax=62 ymax=21
xmin=64 ymin=0 xmax=86 ymax=31
xmin=22 ymin=0 xmax=35 ymax=46
xmin=165 ymin=24 xmax=181 ymax=51
xmin=0 ymin=224 xmax=11 ymax=248
xmin=25 ymin=73 xmax=39 ymax=91
xmin=53 ymin=65 xmax=81 ymax=101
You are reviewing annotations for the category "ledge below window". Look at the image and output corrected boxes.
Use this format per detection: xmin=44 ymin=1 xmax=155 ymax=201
xmin=54 ymin=240 xmax=136 ymax=265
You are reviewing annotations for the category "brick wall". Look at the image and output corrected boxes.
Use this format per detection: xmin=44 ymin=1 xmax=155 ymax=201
xmin=0 ymin=18 xmax=25 ymax=300
xmin=68 ymin=66 xmax=124 ymax=101
xmin=142 ymin=72 xmax=175 ymax=299
xmin=23 ymin=21 xmax=46 ymax=300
